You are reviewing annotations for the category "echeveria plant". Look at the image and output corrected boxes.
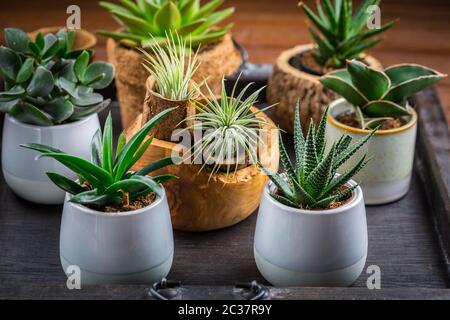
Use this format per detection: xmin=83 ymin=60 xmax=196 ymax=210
xmin=260 ymin=103 xmax=375 ymax=209
xmin=300 ymin=0 xmax=395 ymax=68
xmin=0 ymin=28 xmax=114 ymax=126
xmin=99 ymin=0 xmax=234 ymax=49
xmin=320 ymin=60 xmax=446 ymax=128
xmin=21 ymin=108 xmax=178 ymax=209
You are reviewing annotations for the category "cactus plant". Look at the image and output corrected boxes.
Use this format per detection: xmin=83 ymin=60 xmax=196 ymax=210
xmin=260 ymin=103 xmax=375 ymax=209
xmin=320 ymin=60 xmax=446 ymax=129
xmin=21 ymin=108 xmax=178 ymax=209
xmin=98 ymin=0 xmax=234 ymax=49
xmin=0 ymin=28 xmax=114 ymax=126
xmin=299 ymin=0 xmax=395 ymax=69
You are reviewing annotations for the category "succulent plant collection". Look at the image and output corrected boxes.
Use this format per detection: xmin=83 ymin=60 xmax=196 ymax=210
xmin=0 ymin=28 xmax=114 ymax=125
xmin=99 ymin=0 xmax=234 ymax=49
xmin=299 ymin=0 xmax=395 ymax=69
xmin=321 ymin=60 xmax=446 ymax=129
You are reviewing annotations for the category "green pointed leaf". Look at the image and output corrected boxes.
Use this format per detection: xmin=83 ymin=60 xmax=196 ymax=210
xmin=180 ymin=0 xmax=199 ymax=22
xmin=91 ymin=129 xmax=103 ymax=167
xmin=384 ymin=75 xmax=445 ymax=102
xmin=115 ymin=132 xmax=126 ymax=161
xmin=105 ymin=175 xmax=162 ymax=197
xmin=384 ymin=64 xmax=443 ymax=86
xmin=195 ymin=0 xmax=225 ymax=19
xmin=0 ymin=46 xmax=22 ymax=82
xmin=135 ymin=156 xmax=179 ymax=176
xmin=270 ymin=193 xmax=298 ymax=208
xmin=304 ymin=144 xmax=335 ymax=198
xmin=5 ymin=28 xmax=31 ymax=53
xmin=154 ymin=1 xmax=182 ymax=31
xmin=16 ymin=58 xmax=34 ymax=83
xmin=20 ymin=143 xmax=65 ymax=154
xmin=74 ymin=51 xmax=90 ymax=82
xmin=46 ymin=172 xmax=87 ymax=195
xmin=333 ymin=128 xmax=376 ymax=169
xmin=303 ymin=122 xmax=318 ymax=180
xmin=70 ymin=189 xmax=120 ymax=207
xmin=39 ymin=98 xmax=74 ymax=123
xmin=347 ymin=60 xmax=390 ymax=100
xmin=363 ymin=100 xmax=411 ymax=118
xmin=10 ymin=101 xmax=53 ymax=126
xmin=320 ymin=72 xmax=367 ymax=107
xmin=152 ymin=174 xmax=178 ymax=184
xmin=293 ymin=103 xmax=305 ymax=179
xmin=102 ymin=113 xmax=113 ymax=173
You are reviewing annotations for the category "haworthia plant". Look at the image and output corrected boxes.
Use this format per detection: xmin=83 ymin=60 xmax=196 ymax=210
xmin=300 ymin=0 xmax=395 ymax=68
xmin=21 ymin=108 xmax=179 ymax=209
xmin=260 ymin=103 xmax=376 ymax=209
xmin=0 ymin=28 xmax=115 ymax=125
xmin=320 ymin=60 xmax=446 ymax=129
xmin=98 ymin=0 xmax=234 ymax=49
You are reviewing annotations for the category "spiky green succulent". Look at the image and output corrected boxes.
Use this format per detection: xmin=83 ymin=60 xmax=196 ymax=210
xmin=0 ymin=28 xmax=114 ymax=126
xmin=260 ymin=103 xmax=375 ymax=209
xmin=320 ymin=60 xmax=446 ymax=129
xmin=300 ymin=0 xmax=395 ymax=69
xmin=21 ymin=108 xmax=178 ymax=209
xmin=185 ymin=76 xmax=274 ymax=176
xmin=99 ymin=0 xmax=234 ymax=49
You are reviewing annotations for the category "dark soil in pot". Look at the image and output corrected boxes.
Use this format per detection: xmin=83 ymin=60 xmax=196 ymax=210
xmin=336 ymin=111 xmax=407 ymax=130
xmin=103 ymin=193 xmax=156 ymax=213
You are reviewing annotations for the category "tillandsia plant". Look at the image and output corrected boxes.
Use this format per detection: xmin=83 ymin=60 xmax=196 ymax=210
xmin=299 ymin=0 xmax=395 ymax=69
xmin=0 ymin=28 xmax=114 ymax=126
xmin=141 ymin=32 xmax=200 ymax=100
xmin=320 ymin=59 xmax=446 ymax=129
xmin=98 ymin=0 xmax=234 ymax=49
xmin=185 ymin=76 xmax=275 ymax=176
xmin=260 ymin=103 xmax=376 ymax=210
xmin=20 ymin=108 xmax=178 ymax=210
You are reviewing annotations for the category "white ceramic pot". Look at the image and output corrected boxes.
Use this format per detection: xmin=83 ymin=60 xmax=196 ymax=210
xmin=1 ymin=114 xmax=100 ymax=204
xmin=60 ymin=188 xmax=174 ymax=285
xmin=254 ymin=179 xmax=367 ymax=287
xmin=326 ymin=99 xmax=418 ymax=205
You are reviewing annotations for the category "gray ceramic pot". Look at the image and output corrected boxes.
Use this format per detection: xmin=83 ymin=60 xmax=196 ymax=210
xmin=254 ymin=179 xmax=367 ymax=287
xmin=60 ymin=188 xmax=174 ymax=285
xmin=1 ymin=114 xmax=100 ymax=204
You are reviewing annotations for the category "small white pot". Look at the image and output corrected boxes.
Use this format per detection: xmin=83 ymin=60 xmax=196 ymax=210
xmin=1 ymin=114 xmax=100 ymax=204
xmin=60 ymin=188 xmax=174 ymax=285
xmin=254 ymin=180 xmax=367 ymax=287
xmin=326 ymin=99 xmax=418 ymax=205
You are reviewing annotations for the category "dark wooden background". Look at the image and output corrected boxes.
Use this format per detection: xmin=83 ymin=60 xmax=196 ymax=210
xmin=0 ymin=0 xmax=449 ymax=124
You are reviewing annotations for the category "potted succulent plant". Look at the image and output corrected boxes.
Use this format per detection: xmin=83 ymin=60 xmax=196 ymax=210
xmin=21 ymin=109 xmax=177 ymax=285
xmin=98 ymin=0 xmax=243 ymax=128
xmin=28 ymin=27 xmax=97 ymax=52
xmin=255 ymin=104 xmax=375 ymax=287
xmin=321 ymin=60 xmax=446 ymax=204
xmin=267 ymin=0 xmax=394 ymax=134
xmin=0 ymin=28 xmax=114 ymax=204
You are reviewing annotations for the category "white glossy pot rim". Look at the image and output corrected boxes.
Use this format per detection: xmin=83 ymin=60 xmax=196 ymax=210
xmin=5 ymin=113 xmax=98 ymax=130
xmin=64 ymin=187 xmax=166 ymax=218
xmin=264 ymin=178 xmax=362 ymax=216
xmin=327 ymin=98 xmax=418 ymax=136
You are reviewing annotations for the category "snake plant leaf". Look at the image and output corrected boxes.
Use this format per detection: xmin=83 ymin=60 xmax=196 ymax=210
xmin=362 ymin=100 xmax=410 ymax=118
xmin=320 ymin=73 xmax=367 ymax=107
xmin=16 ymin=58 xmax=34 ymax=83
xmin=83 ymin=62 xmax=115 ymax=89
xmin=70 ymin=189 xmax=121 ymax=207
xmin=10 ymin=101 xmax=53 ymax=126
xmin=46 ymin=172 xmax=87 ymax=195
xmin=91 ymin=129 xmax=103 ymax=167
xmin=26 ymin=66 xmax=54 ymax=97
xmin=39 ymin=97 xmax=74 ymax=123
xmin=0 ymin=46 xmax=22 ymax=82
xmin=384 ymin=64 xmax=443 ymax=86
xmin=135 ymin=156 xmax=179 ymax=176
xmin=384 ymin=74 xmax=445 ymax=103
xmin=5 ymin=28 xmax=31 ymax=54
xmin=347 ymin=60 xmax=390 ymax=100
xmin=73 ymin=50 xmax=90 ymax=82
xmin=154 ymin=1 xmax=182 ymax=31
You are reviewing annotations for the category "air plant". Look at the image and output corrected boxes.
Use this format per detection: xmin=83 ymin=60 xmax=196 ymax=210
xmin=21 ymin=108 xmax=178 ymax=209
xmin=185 ymin=76 xmax=275 ymax=176
xmin=299 ymin=0 xmax=396 ymax=69
xmin=0 ymin=28 xmax=114 ymax=125
xmin=320 ymin=59 xmax=446 ymax=129
xmin=141 ymin=32 xmax=200 ymax=100
xmin=260 ymin=103 xmax=376 ymax=209
xmin=98 ymin=0 xmax=234 ymax=49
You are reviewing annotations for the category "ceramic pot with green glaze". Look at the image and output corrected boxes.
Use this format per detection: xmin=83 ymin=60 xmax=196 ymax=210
xmin=326 ymin=98 xmax=418 ymax=205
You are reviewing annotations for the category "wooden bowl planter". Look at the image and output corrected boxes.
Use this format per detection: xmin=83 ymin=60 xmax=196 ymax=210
xmin=125 ymin=104 xmax=279 ymax=232
xmin=106 ymin=33 xmax=242 ymax=129
xmin=267 ymin=44 xmax=383 ymax=133
xmin=28 ymin=26 xmax=97 ymax=51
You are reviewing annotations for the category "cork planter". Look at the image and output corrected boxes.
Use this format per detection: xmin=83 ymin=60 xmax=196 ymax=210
xmin=267 ymin=44 xmax=382 ymax=134
xmin=125 ymin=108 xmax=279 ymax=232
xmin=28 ymin=26 xmax=97 ymax=51
xmin=106 ymin=33 xmax=243 ymax=129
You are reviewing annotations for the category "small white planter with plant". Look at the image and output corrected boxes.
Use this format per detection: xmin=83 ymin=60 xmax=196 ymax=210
xmin=22 ymin=109 xmax=177 ymax=285
xmin=255 ymin=105 xmax=374 ymax=287
xmin=0 ymin=28 xmax=114 ymax=204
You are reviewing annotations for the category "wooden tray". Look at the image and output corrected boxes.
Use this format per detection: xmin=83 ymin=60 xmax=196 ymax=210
xmin=1 ymin=65 xmax=450 ymax=300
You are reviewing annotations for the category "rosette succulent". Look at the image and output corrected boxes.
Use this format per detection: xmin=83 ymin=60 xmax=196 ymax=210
xmin=21 ymin=108 xmax=178 ymax=209
xmin=260 ymin=103 xmax=376 ymax=209
xmin=320 ymin=60 xmax=446 ymax=129
xmin=99 ymin=0 xmax=234 ymax=49
xmin=0 ymin=28 xmax=114 ymax=126
xmin=300 ymin=0 xmax=395 ymax=69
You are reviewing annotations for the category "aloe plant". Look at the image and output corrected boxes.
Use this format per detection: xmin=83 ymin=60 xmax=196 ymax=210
xmin=141 ymin=32 xmax=200 ymax=100
xmin=0 ymin=28 xmax=114 ymax=126
xmin=320 ymin=60 xmax=446 ymax=129
xmin=299 ymin=0 xmax=395 ymax=69
xmin=260 ymin=103 xmax=375 ymax=209
xmin=98 ymin=0 xmax=234 ymax=49
xmin=21 ymin=108 xmax=178 ymax=209
xmin=185 ymin=76 xmax=274 ymax=176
